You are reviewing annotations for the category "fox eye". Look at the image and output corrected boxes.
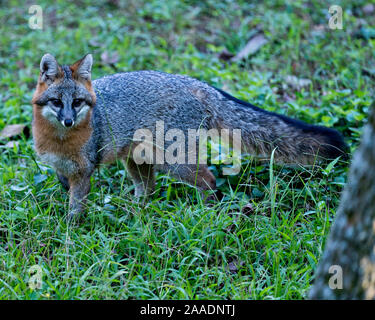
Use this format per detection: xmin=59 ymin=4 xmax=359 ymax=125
xmin=50 ymin=99 xmax=63 ymax=108
xmin=72 ymin=99 xmax=84 ymax=108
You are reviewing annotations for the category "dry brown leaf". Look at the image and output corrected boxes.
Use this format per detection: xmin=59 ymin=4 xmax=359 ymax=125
xmin=89 ymin=39 xmax=102 ymax=48
xmin=0 ymin=124 xmax=28 ymax=139
xmin=241 ymin=203 xmax=255 ymax=215
xmin=228 ymin=260 xmax=245 ymax=274
xmin=228 ymin=262 xmax=238 ymax=274
xmin=100 ymin=51 xmax=119 ymax=65
xmin=285 ymin=75 xmax=312 ymax=90
xmin=313 ymin=24 xmax=326 ymax=32
xmin=231 ymin=34 xmax=268 ymax=62
xmin=16 ymin=60 xmax=26 ymax=69
xmin=363 ymin=4 xmax=375 ymax=15
xmin=4 ymin=141 xmax=19 ymax=148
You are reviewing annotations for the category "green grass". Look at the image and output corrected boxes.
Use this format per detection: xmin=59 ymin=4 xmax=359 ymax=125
xmin=0 ymin=0 xmax=374 ymax=299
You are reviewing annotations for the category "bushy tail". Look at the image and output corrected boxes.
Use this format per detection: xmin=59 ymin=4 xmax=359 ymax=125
xmin=213 ymin=88 xmax=348 ymax=164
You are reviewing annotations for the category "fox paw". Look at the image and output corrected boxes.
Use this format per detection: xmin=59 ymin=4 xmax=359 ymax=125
xmin=66 ymin=210 xmax=82 ymax=225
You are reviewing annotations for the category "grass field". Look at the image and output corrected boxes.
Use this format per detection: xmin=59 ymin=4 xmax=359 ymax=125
xmin=0 ymin=0 xmax=374 ymax=299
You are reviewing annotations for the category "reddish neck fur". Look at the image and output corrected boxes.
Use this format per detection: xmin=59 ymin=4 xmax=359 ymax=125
xmin=32 ymin=105 xmax=92 ymax=163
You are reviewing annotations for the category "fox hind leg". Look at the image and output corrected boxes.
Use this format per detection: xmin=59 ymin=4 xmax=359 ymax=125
xmin=158 ymin=163 xmax=216 ymax=192
xmin=124 ymin=158 xmax=155 ymax=198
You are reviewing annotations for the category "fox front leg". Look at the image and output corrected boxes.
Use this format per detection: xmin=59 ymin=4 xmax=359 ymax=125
xmin=67 ymin=172 xmax=92 ymax=221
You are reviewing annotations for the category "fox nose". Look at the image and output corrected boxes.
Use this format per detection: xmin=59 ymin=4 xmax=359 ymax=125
xmin=64 ymin=119 xmax=74 ymax=127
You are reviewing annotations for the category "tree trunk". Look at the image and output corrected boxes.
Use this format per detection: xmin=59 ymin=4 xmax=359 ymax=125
xmin=309 ymin=105 xmax=375 ymax=299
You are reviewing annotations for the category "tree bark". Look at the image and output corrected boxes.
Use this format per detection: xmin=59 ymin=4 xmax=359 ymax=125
xmin=309 ymin=105 xmax=375 ymax=299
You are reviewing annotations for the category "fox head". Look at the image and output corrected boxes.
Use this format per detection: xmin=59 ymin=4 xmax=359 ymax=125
xmin=32 ymin=54 xmax=96 ymax=129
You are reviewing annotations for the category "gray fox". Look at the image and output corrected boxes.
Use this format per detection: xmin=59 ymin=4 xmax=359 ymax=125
xmin=32 ymin=54 xmax=348 ymax=220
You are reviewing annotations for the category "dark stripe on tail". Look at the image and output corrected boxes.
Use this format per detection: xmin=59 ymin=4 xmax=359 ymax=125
xmin=213 ymin=86 xmax=349 ymax=161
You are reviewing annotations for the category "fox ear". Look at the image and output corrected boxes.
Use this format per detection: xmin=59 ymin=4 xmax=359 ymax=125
xmin=40 ymin=53 xmax=60 ymax=84
xmin=71 ymin=54 xmax=93 ymax=81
